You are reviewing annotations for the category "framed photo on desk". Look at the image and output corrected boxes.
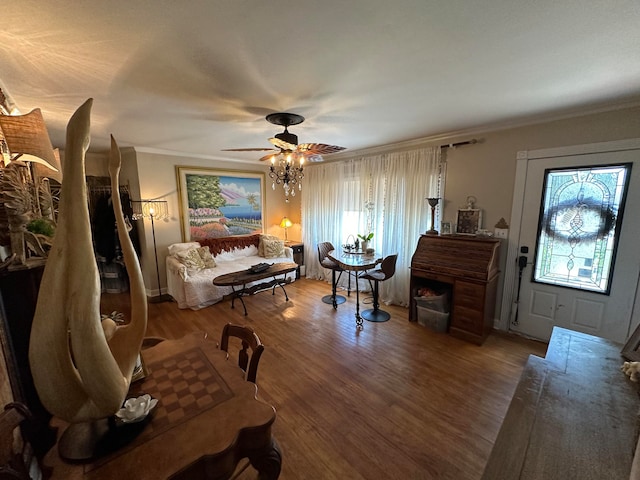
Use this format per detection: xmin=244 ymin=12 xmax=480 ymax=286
xmin=456 ymin=209 xmax=482 ymax=235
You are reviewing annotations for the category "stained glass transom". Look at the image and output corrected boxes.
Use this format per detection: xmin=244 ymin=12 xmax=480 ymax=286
xmin=533 ymin=164 xmax=631 ymax=294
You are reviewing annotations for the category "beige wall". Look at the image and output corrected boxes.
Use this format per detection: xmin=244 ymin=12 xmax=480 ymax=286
xmin=441 ymin=106 xmax=640 ymax=231
xmin=87 ymin=105 xmax=640 ymax=315
xmin=436 ymin=105 xmax=640 ymax=321
xmin=119 ymin=152 xmax=299 ymax=295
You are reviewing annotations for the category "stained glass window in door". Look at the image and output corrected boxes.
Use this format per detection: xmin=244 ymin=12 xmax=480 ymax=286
xmin=533 ymin=163 xmax=631 ymax=294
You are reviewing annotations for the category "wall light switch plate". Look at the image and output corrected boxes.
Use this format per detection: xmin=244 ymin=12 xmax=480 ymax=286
xmin=494 ymin=228 xmax=508 ymax=239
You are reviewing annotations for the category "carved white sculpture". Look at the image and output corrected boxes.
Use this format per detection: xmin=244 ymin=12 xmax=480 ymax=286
xmin=28 ymin=99 xmax=147 ymax=423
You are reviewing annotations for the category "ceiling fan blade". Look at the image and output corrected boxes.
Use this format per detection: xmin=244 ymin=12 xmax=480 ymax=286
xmin=227 ymin=113 xmax=345 ymax=163
xmin=269 ymin=137 xmax=298 ymax=151
xmin=298 ymin=143 xmax=346 ymax=155
xmin=259 ymin=152 xmax=280 ymax=162
xmin=302 ymin=153 xmax=324 ymax=163
xmin=221 ymin=148 xmax=278 ymax=152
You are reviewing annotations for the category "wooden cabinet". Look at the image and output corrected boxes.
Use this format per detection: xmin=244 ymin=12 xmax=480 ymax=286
xmin=286 ymin=241 xmax=304 ymax=278
xmin=0 ymin=260 xmax=57 ymax=456
xmin=409 ymin=234 xmax=501 ymax=344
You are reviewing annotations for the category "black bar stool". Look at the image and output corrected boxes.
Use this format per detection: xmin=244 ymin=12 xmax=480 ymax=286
xmin=359 ymin=254 xmax=398 ymax=322
xmin=317 ymin=242 xmax=346 ymax=309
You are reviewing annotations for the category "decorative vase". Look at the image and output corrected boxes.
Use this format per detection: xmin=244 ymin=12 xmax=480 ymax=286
xmin=361 ymin=241 xmax=369 ymax=252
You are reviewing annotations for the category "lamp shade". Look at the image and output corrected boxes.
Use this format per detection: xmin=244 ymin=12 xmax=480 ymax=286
xmin=34 ymin=147 xmax=63 ymax=184
xmin=0 ymin=108 xmax=60 ymax=174
xmin=279 ymin=217 xmax=293 ymax=229
xmin=131 ymin=200 xmax=169 ymax=220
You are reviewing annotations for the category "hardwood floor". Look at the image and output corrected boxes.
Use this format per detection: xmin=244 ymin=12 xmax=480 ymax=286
xmin=101 ymin=278 xmax=547 ymax=480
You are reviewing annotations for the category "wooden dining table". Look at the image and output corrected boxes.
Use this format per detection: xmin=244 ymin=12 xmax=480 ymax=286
xmin=45 ymin=332 xmax=281 ymax=480
xmin=327 ymin=249 xmax=382 ymax=328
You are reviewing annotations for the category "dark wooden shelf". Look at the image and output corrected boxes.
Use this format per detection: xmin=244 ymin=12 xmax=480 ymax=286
xmin=0 ymin=262 xmax=57 ymax=457
xmin=285 ymin=241 xmax=304 ymax=278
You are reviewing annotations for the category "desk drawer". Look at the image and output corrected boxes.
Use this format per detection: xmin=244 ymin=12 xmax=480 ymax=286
xmin=451 ymin=305 xmax=484 ymax=334
xmin=455 ymin=281 xmax=484 ymax=306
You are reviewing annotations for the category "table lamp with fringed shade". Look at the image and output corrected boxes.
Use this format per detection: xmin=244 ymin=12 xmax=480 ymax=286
xmin=279 ymin=216 xmax=293 ymax=241
xmin=0 ymin=108 xmax=62 ymax=265
xmin=0 ymin=108 xmax=62 ymax=183
xmin=131 ymin=200 xmax=170 ymax=303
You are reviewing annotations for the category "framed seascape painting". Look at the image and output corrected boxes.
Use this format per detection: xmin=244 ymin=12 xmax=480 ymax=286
xmin=176 ymin=167 xmax=265 ymax=241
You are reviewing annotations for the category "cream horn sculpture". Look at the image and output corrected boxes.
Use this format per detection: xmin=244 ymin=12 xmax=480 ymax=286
xmin=29 ymin=99 xmax=147 ymax=423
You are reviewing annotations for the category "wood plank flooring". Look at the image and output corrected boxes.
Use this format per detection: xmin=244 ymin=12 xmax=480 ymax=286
xmin=101 ymin=277 xmax=547 ymax=480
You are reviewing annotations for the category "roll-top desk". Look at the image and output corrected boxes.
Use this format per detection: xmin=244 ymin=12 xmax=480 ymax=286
xmin=409 ymin=234 xmax=501 ymax=345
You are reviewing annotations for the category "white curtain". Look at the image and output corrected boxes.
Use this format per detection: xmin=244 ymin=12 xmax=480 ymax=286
xmin=301 ymin=146 xmax=441 ymax=307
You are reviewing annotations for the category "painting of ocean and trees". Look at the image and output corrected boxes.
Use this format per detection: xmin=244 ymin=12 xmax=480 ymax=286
xmin=176 ymin=167 xmax=264 ymax=241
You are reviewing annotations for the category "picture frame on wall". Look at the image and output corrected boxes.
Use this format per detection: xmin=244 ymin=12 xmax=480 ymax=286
xmin=456 ymin=208 xmax=482 ymax=235
xmin=176 ymin=166 xmax=265 ymax=242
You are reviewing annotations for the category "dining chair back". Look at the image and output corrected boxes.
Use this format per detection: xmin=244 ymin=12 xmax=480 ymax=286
xmin=359 ymin=253 xmax=398 ymax=322
xmin=317 ymin=242 xmax=337 ymax=267
xmin=0 ymin=403 xmax=35 ymax=480
xmin=379 ymin=254 xmax=398 ymax=279
xmin=317 ymin=242 xmax=346 ymax=308
xmin=219 ymin=323 xmax=264 ymax=383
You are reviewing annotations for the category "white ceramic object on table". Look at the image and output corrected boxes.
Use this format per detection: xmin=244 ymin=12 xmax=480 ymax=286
xmin=115 ymin=394 xmax=158 ymax=423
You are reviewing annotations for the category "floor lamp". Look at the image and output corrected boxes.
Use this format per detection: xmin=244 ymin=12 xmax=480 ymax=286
xmin=132 ymin=199 xmax=171 ymax=303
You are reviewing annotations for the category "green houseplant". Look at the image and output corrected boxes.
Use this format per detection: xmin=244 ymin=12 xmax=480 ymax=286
xmin=357 ymin=232 xmax=373 ymax=251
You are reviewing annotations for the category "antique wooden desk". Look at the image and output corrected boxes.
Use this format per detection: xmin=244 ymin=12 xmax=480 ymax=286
xmin=45 ymin=332 xmax=281 ymax=479
xmin=409 ymin=234 xmax=500 ymax=344
xmin=213 ymin=262 xmax=298 ymax=315
xmin=327 ymin=250 xmax=382 ymax=328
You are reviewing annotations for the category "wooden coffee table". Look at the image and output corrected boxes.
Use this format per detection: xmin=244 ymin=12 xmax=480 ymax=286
xmin=213 ymin=262 xmax=298 ymax=315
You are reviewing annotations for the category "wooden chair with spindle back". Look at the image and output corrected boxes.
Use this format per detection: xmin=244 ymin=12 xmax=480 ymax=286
xmin=219 ymin=323 xmax=264 ymax=383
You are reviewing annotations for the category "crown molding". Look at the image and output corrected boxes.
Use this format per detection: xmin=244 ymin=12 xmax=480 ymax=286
xmin=133 ymin=146 xmax=261 ymax=165
xmin=326 ymin=96 xmax=640 ymax=162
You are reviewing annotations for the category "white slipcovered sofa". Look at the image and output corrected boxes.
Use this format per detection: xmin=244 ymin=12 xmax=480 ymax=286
xmin=166 ymin=234 xmax=296 ymax=310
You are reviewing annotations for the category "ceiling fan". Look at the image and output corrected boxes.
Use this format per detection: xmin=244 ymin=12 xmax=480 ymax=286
xmin=222 ymin=112 xmax=346 ymax=162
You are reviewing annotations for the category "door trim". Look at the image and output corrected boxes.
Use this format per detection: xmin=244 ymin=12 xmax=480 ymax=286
xmin=498 ymin=138 xmax=640 ymax=333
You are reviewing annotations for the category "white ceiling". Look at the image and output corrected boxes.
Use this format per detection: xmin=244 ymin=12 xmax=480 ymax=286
xmin=1 ymin=1 xmax=639 ymax=163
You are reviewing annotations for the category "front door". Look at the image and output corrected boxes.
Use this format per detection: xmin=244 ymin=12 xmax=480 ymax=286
xmin=509 ymin=141 xmax=640 ymax=343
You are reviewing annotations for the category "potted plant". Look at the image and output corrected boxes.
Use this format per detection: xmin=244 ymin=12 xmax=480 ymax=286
xmin=357 ymin=232 xmax=373 ymax=251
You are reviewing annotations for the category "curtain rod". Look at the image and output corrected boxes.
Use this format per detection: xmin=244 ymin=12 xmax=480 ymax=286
xmin=440 ymin=139 xmax=478 ymax=149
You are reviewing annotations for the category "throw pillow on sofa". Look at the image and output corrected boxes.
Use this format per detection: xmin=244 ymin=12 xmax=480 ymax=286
xmin=175 ymin=248 xmax=206 ymax=270
xmin=258 ymin=234 xmax=281 ymax=257
xmin=168 ymin=241 xmax=201 ymax=256
xmin=263 ymin=238 xmax=285 ymax=258
xmin=197 ymin=246 xmax=216 ymax=268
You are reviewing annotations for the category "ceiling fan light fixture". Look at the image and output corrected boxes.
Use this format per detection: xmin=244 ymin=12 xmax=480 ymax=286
xmin=269 ymin=150 xmax=304 ymax=203
xmin=225 ymin=112 xmax=345 ymax=201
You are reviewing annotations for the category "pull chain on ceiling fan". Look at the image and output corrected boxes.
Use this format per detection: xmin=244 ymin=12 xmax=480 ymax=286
xmin=222 ymin=112 xmax=346 ymax=201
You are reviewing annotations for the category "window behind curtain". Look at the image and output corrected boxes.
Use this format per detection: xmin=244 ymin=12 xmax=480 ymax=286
xmin=302 ymin=147 xmax=441 ymax=307
xmin=533 ymin=163 xmax=631 ymax=294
